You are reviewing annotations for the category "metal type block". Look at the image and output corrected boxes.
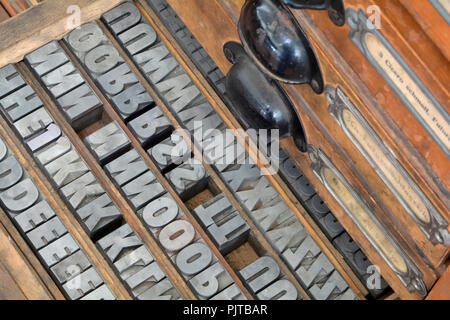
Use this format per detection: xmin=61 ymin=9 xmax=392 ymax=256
xmin=0 ymin=64 xmax=25 ymax=98
xmin=35 ymin=136 xmax=71 ymax=166
xmin=97 ymin=223 xmax=142 ymax=262
xmin=158 ymin=219 xmax=195 ymax=252
xmin=307 ymin=194 xmax=330 ymax=219
xmin=266 ymin=217 xmax=307 ymax=253
xmin=63 ymin=267 xmax=103 ymax=300
xmin=353 ymin=250 xmax=372 ymax=276
xmin=256 ymin=279 xmax=299 ymax=300
xmin=175 ymin=241 xmax=213 ymax=276
xmin=122 ymin=171 xmax=165 ymax=211
xmin=13 ymin=107 xmax=53 ymax=140
xmin=76 ymin=193 xmax=122 ymax=237
xmin=292 ymin=175 xmax=315 ymax=200
xmin=179 ymin=103 xmax=224 ymax=138
xmin=210 ymin=284 xmax=247 ymax=300
xmin=235 ymin=177 xmax=278 ymax=211
xmin=0 ymin=178 xmax=39 ymax=213
xmin=248 ymin=198 xmax=292 ymax=232
xmin=280 ymin=158 xmax=302 ymax=181
xmin=332 ymin=232 xmax=359 ymax=255
xmin=44 ymin=149 xmax=89 ymax=188
xmin=25 ymin=41 xmax=68 ymax=77
xmin=319 ymin=213 xmax=344 ymax=239
xmin=137 ymin=278 xmax=181 ymax=300
xmin=282 ymin=235 xmax=321 ymax=271
xmin=60 ymin=172 xmax=104 ymax=210
xmin=65 ymin=22 xmax=109 ymax=54
xmin=127 ymin=106 xmax=172 ymax=146
xmin=27 ymin=216 xmax=67 ymax=250
xmin=193 ymin=194 xmax=235 ymax=228
xmin=97 ymin=63 xmax=138 ymax=95
xmin=207 ymin=212 xmax=250 ymax=255
xmin=85 ymin=45 xmax=123 ymax=75
xmin=220 ymin=164 xmax=261 ymax=193
xmin=27 ymin=123 xmax=62 ymax=152
xmin=141 ymin=194 xmax=181 ymax=229
xmin=42 ymin=63 xmax=84 ymax=98
xmin=134 ymin=44 xmax=179 ymax=85
xmin=102 ymin=2 xmax=142 ymax=36
xmin=295 ymin=252 xmax=335 ymax=288
xmin=57 ymin=84 xmax=103 ymax=131
xmin=84 ymin=121 xmax=131 ymax=165
xmin=80 ymin=284 xmax=116 ymax=300
xmin=50 ymin=249 xmax=92 ymax=284
xmin=155 ymin=74 xmax=200 ymax=114
xmin=14 ymin=200 xmax=56 ymax=233
xmin=112 ymin=82 xmax=153 ymax=120
xmin=105 ymin=149 xmax=149 ymax=187
xmin=0 ymin=85 xmax=43 ymax=124
xmin=309 ymin=270 xmax=349 ymax=300
xmin=333 ymin=288 xmax=359 ymax=300
xmin=189 ymin=261 xmax=234 ymax=299
xmin=39 ymin=233 xmax=79 ymax=267
xmin=126 ymin=261 xmax=165 ymax=296
xmin=0 ymin=155 xmax=23 ymax=191
xmin=148 ymin=135 xmax=189 ymax=171
xmin=119 ymin=23 xmax=158 ymax=56
xmin=239 ymin=256 xmax=281 ymax=294
xmin=166 ymin=159 xmax=207 ymax=200
xmin=114 ymin=245 xmax=154 ymax=278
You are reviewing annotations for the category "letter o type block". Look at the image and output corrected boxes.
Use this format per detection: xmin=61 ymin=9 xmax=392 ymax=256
xmin=158 ymin=220 xmax=195 ymax=252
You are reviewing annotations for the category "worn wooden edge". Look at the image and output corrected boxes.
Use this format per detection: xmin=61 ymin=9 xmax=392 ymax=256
xmin=1 ymin=62 xmax=134 ymax=300
xmin=0 ymin=216 xmax=54 ymax=300
xmin=0 ymin=0 xmax=127 ymax=68
xmin=18 ymin=59 xmax=199 ymax=301
xmin=149 ymin=0 xmax=369 ymax=299
xmin=0 ymin=208 xmax=65 ymax=300
xmin=426 ymin=264 xmax=450 ymax=300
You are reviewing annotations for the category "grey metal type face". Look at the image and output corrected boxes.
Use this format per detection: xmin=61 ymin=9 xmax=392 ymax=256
xmin=13 ymin=107 xmax=53 ymax=140
xmin=80 ymin=284 xmax=116 ymax=300
xmin=219 ymin=164 xmax=261 ymax=193
xmin=0 ymin=85 xmax=43 ymax=124
xmin=62 ymin=267 xmax=104 ymax=300
xmin=114 ymin=245 xmax=154 ymax=276
xmin=266 ymin=217 xmax=308 ymax=254
xmin=38 ymin=233 xmax=79 ymax=267
xmin=166 ymin=159 xmax=207 ymax=200
xmin=295 ymin=252 xmax=335 ymax=288
xmin=0 ymin=155 xmax=24 ymax=191
xmin=333 ymin=233 xmax=359 ymax=255
xmin=235 ymin=176 xmax=279 ymax=212
xmin=137 ymin=278 xmax=181 ymax=300
xmin=141 ymin=195 xmax=180 ymax=229
xmin=0 ymin=178 xmax=39 ymax=213
xmin=44 ymin=148 xmax=89 ymax=188
xmin=282 ymin=235 xmax=321 ymax=271
xmin=239 ymin=256 xmax=281 ymax=294
xmin=84 ymin=121 xmax=131 ymax=165
xmin=292 ymin=175 xmax=316 ymax=200
xmin=76 ymin=193 xmax=123 ymax=237
xmin=125 ymin=261 xmax=165 ymax=296
xmin=122 ymin=171 xmax=165 ymax=211
xmin=127 ymin=106 xmax=172 ymax=146
xmin=25 ymin=41 xmax=69 ymax=77
xmin=207 ymin=212 xmax=250 ymax=255
xmin=320 ymin=213 xmax=345 ymax=238
xmin=27 ymin=216 xmax=68 ymax=250
xmin=308 ymin=194 xmax=330 ymax=217
xmin=149 ymin=135 xmax=189 ymax=171
xmin=105 ymin=149 xmax=149 ymax=187
xmin=175 ymin=241 xmax=213 ymax=277
xmin=189 ymin=261 xmax=234 ymax=299
xmin=0 ymin=64 xmax=26 ymax=98
xmin=42 ymin=63 xmax=84 ymax=98
xmin=14 ymin=200 xmax=57 ymax=233
xmin=193 ymin=194 xmax=235 ymax=228
xmin=158 ymin=219 xmax=196 ymax=252
xmin=35 ymin=136 xmax=72 ymax=166
xmin=248 ymin=198 xmax=292 ymax=232
xmin=50 ymin=249 xmax=92 ymax=284
xmin=60 ymin=172 xmax=105 ymax=210
xmin=97 ymin=223 xmax=143 ymax=262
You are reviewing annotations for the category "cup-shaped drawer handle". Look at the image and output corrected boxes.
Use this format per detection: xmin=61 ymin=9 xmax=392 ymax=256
xmin=224 ymin=42 xmax=308 ymax=152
